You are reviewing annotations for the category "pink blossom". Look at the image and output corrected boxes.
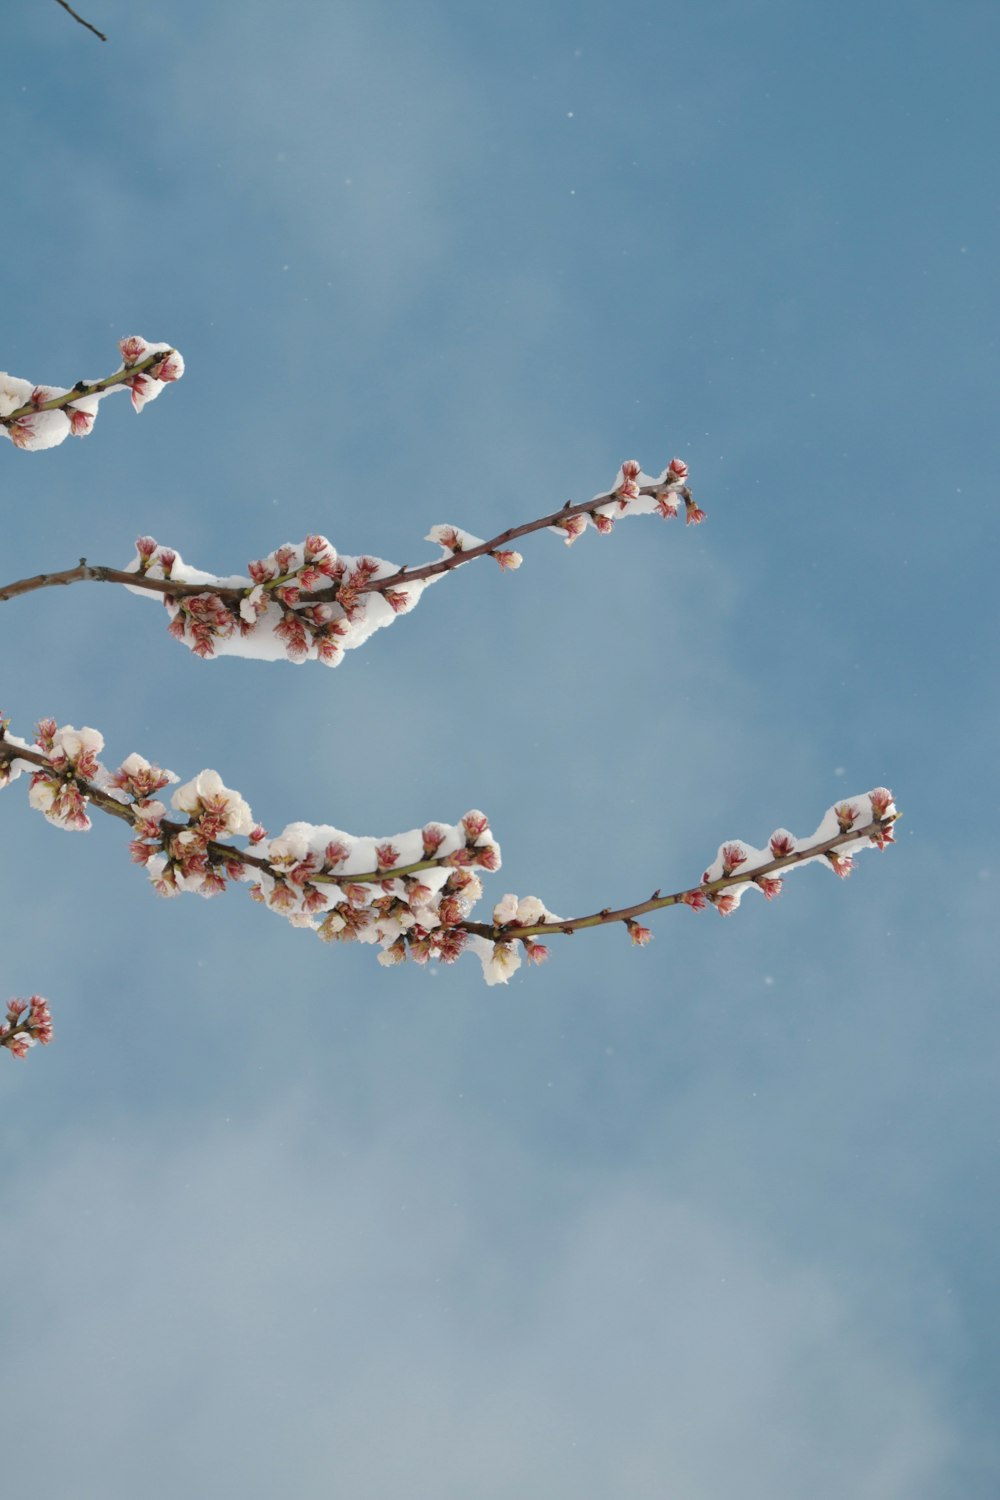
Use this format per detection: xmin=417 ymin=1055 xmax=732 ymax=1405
xmin=112 ymin=753 xmax=177 ymax=800
xmin=826 ymin=851 xmax=854 ymax=879
xmin=627 ymin=921 xmax=653 ymax=946
xmin=67 ymin=406 xmax=94 ymax=436
xmin=834 ymin=802 xmax=860 ymax=833
xmin=119 ymin=336 xmax=148 ymax=366
xmin=755 ymin=875 xmax=783 ymax=900
xmin=433 ymin=929 xmax=467 ymax=963
xmin=384 ymin=588 xmax=411 ymax=614
xmin=556 ymin=514 xmax=587 ymax=545
xmin=616 ymin=460 xmax=641 ymax=500
xmin=770 ymin=831 xmax=796 ymax=859
xmin=667 ymin=457 xmax=689 ymax=481
xmin=655 ymin=492 xmax=679 ymax=519
xmin=711 ymin=893 xmax=739 ymax=915
xmin=7 ymin=417 xmax=37 ymax=449
xmin=492 ymin=549 xmax=523 ymax=570
xmin=869 ymin=787 xmax=895 ymax=820
xmin=268 ymin=881 xmax=297 ymax=913
xmin=684 ymin=500 xmax=706 ymax=525
xmin=148 ymin=353 xmax=183 ymax=383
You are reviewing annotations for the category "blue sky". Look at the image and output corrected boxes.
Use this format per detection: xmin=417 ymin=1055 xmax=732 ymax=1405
xmin=2 ymin=1 xmax=998 ymax=1495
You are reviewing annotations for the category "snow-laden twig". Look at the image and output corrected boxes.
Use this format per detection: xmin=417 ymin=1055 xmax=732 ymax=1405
xmin=1 ymin=336 xmax=183 ymax=451
xmin=0 ymin=717 xmax=899 ymax=1006
xmin=0 ymin=460 xmax=703 ymax=666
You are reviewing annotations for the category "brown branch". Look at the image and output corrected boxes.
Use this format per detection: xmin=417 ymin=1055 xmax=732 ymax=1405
xmin=53 ymin=0 xmax=107 ymax=42
xmin=0 ymin=733 xmax=897 ymax=950
xmin=458 ymin=817 xmax=896 ymax=943
xmin=0 ymin=481 xmax=697 ymax=608
xmin=0 ymin=738 xmax=468 ymax=888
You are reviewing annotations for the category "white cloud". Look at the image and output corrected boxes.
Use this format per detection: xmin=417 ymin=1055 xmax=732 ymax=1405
xmin=0 ymin=1106 xmax=953 ymax=1499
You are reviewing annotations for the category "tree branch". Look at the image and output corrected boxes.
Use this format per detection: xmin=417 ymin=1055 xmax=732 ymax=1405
xmin=0 ymin=725 xmax=899 ymax=988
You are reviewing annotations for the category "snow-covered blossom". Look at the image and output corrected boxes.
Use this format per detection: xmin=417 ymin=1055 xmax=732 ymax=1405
xmin=1 ymin=995 xmax=53 ymax=1058
xmin=125 ymin=536 xmax=429 ymax=667
xmin=25 ymin=723 xmax=107 ymax=830
xmin=172 ymin=770 xmax=254 ymax=838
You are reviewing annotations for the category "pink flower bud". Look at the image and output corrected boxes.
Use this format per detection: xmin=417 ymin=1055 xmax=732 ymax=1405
xmin=667 ymin=457 xmax=689 ymax=481
xmin=556 ymin=514 xmax=587 ymax=545
xmin=869 ymin=787 xmax=895 ymax=820
xmin=616 ymin=460 xmax=641 ymax=501
xmin=67 ymin=406 xmax=94 ymax=436
xmin=834 ymin=802 xmax=859 ymax=833
xmin=119 ymin=336 xmax=148 ymax=367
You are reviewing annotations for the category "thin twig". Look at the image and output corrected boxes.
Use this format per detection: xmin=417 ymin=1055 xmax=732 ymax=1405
xmin=53 ymin=0 xmax=107 ymax=42
xmin=1 ymin=349 xmax=171 ymax=431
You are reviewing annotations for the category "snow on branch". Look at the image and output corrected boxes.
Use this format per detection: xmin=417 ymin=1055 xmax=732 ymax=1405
xmin=0 ymin=336 xmax=183 ymax=451
xmin=0 ymin=715 xmax=900 ymax=1041
xmin=0 ymin=459 xmax=703 ymax=666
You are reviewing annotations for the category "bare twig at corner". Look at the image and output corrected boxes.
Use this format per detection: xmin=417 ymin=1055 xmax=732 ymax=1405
xmin=53 ymin=0 xmax=107 ymax=42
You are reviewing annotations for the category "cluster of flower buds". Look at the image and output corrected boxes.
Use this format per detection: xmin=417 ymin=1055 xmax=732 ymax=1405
xmin=548 ymin=458 xmax=704 ymax=542
xmin=27 ymin=721 xmax=105 ymax=829
xmin=0 ymin=336 xmax=183 ymax=452
xmin=126 ymin=534 xmax=428 ymax=665
xmin=1 ymin=995 xmax=54 ymax=1058
xmin=695 ymin=789 xmax=898 ymax=915
xmin=246 ymin=809 xmax=504 ymax=973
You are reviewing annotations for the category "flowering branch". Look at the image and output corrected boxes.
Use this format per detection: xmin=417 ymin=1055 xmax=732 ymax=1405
xmin=0 ymin=717 xmax=899 ymax=1004
xmin=0 ymin=459 xmax=703 ymax=665
xmin=53 ymin=0 xmax=106 ymax=41
xmin=1 ymin=336 xmax=183 ymax=451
